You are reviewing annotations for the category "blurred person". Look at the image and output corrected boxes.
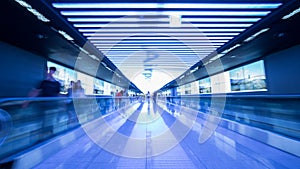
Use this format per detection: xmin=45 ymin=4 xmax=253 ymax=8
xmin=147 ymin=91 xmax=150 ymax=100
xmin=31 ymin=66 xmax=61 ymax=97
xmin=114 ymin=90 xmax=118 ymax=110
xmin=116 ymin=90 xmax=123 ymax=108
xmin=22 ymin=66 xmax=62 ymax=140
xmin=67 ymin=81 xmax=75 ymax=97
xmin=153 ymin=92 xmax=157 ymax=103
xmin=66 ymin=81 xmax=77 ymax=125
xmin=37 ymin=67 xmax=61 ymax=97
xmin=23 ymin=67 xmax=61 ymax=107
xmin=73 ymin=80 xmax=85 ymax=97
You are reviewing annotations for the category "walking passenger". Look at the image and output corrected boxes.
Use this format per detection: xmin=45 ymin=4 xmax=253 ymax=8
xmin=23 ymin=66 xmax=61 ymax=140
xmin=31 ymin=66 xmax=61 ymax=97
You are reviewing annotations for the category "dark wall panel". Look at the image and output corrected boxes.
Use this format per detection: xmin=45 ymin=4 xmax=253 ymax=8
xmin=0 ymin=41 xmax=47 ymax=97
xmin=264 ymin=44 xmax=300 ymax=94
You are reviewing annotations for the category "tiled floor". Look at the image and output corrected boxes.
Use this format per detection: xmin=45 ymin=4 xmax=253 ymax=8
xmin=33 ymin=101 xmax=300 ymax=169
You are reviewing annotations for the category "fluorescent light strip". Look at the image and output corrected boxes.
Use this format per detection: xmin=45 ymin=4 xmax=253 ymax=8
xmin=106 ymin=52 xmax=211 ymax=55
xmin=58 ymin=30 xmax=74 ymax=41
xmin=90 ymin=40 xmax=229 ymax=43
xmin=79 ymin=28 xmax=246 ymax=32
xmin=282 ymin=7 xmax=300 ymax=20
xmin=68 ymin=17 xmax=261 ymax=23
xmin=83 ymin=33 xmax=240 ymax=36
xmin=223 ymin=44 xmax=241 ymax=53
xmin=244 ymin=28 xmax=269 ymax=42
xmin=181 ymin=18 xmax=261 ymax=22
xmin=118 ymin=61 xmax=196 ymax=64
xmin=107 ymin=56 xmax=209 ymax=58
xmin=93 ymin=43 xmax=224 ymax=46
xmin=115 ymin=64 xmax=193 ymax=67
xmin=111 ymin=58 xmax=185 ymax=61
xmin=15 ymin=0 xmax=50 ymax=22
xmin=87 ymin=36 xmax=234 ymax=40
xmin=96 ymin=46 xmax=220 ymax=49
xmin=79 ymin=47 xmax=90 ymax=55
xmin=114 ymin=59 xmax=198 ymax=62
xmin=112 ymin=64 xmax=197 ymax=67
xmin=97 ymin=46 xmax=217 ymax=49
xmin=115 ymin=66 xmax=179 ymax=69
xmin=53 ymin=3 xmax=281 ymax=9
xmin=106 ymin=55 xmax=209 ymax=58
xmin=100 ymin=49 xmax=215 ymax=52
xmin=61 ymin=11 xmax=270 ymax=16
xmin=114 ymin=61 xmax=194 ymax=64
xmin=209 ymin=54 xmax=225 ymax=61
xmin=105 ymin=51 xmax=213 ymax=56
xmin=183 ymin=18 xmax=261 ymax=22
xmin=105 ymin=49 xmax=213 ymax=52
xmin=112 ymin=60 xmax=197 ymax=64
xmin=68 ymin=17 xmax=168 ymax=22
xmin=74 ymin=23 xmax=252 ymax=28
xmin=108 ymin=56 xmax=206 ymax=60
xmin=89 ymin=55 xmax=100 ymax=61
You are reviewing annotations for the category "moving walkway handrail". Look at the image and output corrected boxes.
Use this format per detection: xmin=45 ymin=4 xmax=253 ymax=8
xmin=0 ymin=95 xmax=120 ymax=160
xmin=0 ymin=95 xmax=138 ymax=105
xmin=159 ymin=94 xmax=300 ymax=98
xmin=159 ymin=93 xmax=300 ymax=139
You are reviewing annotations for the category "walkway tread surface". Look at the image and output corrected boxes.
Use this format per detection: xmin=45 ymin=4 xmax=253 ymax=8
xmin=33 ymin=101 xmax=300 ymax=169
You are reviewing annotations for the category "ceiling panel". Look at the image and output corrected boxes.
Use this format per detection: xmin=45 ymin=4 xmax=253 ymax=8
xmin=6 ymin=0 xmax=298 ymax=93
xmin=49 ymin=1 xmax=284 ymax=92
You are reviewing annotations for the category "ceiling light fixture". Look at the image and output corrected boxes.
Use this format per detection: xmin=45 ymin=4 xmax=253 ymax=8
xmin=15 ymin=0 xmax=50 ymax=22
xmin=243 ymin=28 xmax=269 ymax=42
xmin=83 ymin=33 xmax=240 ymax=36
xmin=78 ymin=28 xmax=246 ymax=32
xmin=53 ymin=3 xmax=281 ymax=9
xmin=61 ymin=11 xmax=270 ymax=16
xmin=67 ymin=17 xmax=261 ymax=23
xmin=223 ymin=44 xmax=241 ymax=54
xmin=86 ymin=36 xmax=234 ymax=40
xmin=58 ymin=30 xmax=74 ymax=41
xmin=89 ymin=55 xmax=100 ymax=61
xmin=73 ymin=23 xmax=252 ymax=28
xmin=282 ymin=7 xmax=300 ymax=20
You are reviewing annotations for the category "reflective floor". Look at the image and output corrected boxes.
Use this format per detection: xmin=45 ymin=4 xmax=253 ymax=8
xmin=33 ymin=100 xmax=300 ymax=169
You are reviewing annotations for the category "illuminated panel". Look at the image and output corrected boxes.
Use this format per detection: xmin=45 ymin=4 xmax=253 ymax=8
xmin=78 ymin=28 xmax=246 ymax=32
xmin=68 ymin=17 xmax=261 ymax=22
xmin=51 ymin=1 xmax=282 ymax=88
xmin=61 ymin=11 xmax=270 ymax=16
xmin=53 ymin=3 xmax=281 ymax=9
xmin=74 ymin=23 xmax=253 ymax=28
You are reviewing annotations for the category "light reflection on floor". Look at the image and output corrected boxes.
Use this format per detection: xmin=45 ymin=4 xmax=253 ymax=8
xmin=33 ymin=100 xmax=300 ymax=169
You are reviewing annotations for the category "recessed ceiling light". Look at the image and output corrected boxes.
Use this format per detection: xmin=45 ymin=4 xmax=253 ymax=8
xmin=53 ymin=3 xmax=281 ymax=9
xmin=61 ymin=11 xmax=270 ymax=16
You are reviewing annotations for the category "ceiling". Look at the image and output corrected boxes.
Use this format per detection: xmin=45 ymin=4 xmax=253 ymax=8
xmin=1 ymin=0 xmax=142 ymax=93
xmin=1 ymin=0 xmax=300 ymax=93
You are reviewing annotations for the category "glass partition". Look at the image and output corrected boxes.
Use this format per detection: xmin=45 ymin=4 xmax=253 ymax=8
xmin=157 ymin=94 xmax=300 ymax=140
xmin=0 ymin=96 xmax=139 ymax=160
